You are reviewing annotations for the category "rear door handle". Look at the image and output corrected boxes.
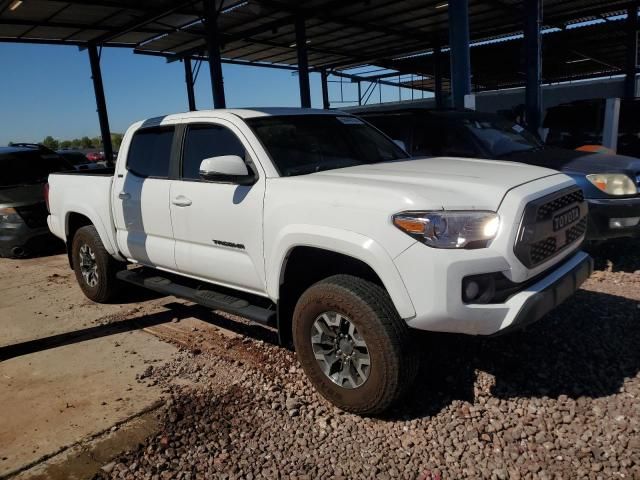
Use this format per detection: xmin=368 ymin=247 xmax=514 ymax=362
xmin=118 ymin=192 xmax=130 ymax=200
xmin=172 ymin=196 xmax=192 ymax=207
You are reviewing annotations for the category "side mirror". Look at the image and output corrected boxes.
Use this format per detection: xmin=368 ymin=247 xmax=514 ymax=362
xmin=393 ymin=139 xmax=407 ymax=151
xmin=199 ymin=155 xmax=255 ymax=185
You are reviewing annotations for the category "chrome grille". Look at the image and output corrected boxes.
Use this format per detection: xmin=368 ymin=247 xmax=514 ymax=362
xmin=515 ymin=187 xmax=588 ymax=268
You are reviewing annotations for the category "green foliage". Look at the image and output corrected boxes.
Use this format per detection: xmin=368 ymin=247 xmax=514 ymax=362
xmin=42 ymin=136 xmax=59 ymax=150
xmin=111 ymin=133 xmax=124 ymax=150
xmin=24 ymin=134 xmax=124 ymax=151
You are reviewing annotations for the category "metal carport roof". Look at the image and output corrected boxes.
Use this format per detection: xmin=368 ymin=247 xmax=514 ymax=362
xmin=0 ymin=0 xmax=634 ymax=82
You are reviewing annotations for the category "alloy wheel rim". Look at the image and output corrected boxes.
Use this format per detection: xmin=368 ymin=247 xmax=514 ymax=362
xmin=310 ymin=311 xmax=371 ymax=389
xmin=79 ymin=244 xmax=99 ymax=287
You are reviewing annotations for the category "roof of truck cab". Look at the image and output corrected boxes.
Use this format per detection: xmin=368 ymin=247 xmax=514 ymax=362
xmin=134 ymin=108 xmax=350 ymax=128
xmin=188 ymin=107 xmax=347 ymax=119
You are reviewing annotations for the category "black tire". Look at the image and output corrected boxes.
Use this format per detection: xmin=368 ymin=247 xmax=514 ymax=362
xmin=71 ymin=225 xmax=121 ymax=303
xmin=292 ymin=274 xmax=418 ymax=415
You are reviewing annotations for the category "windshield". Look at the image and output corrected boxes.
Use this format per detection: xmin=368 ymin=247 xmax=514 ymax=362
xmin=462 ymin=118 xmax=542 ymax=157
xmin=0 ymin=150 xmax=72 ymax=187
xmin=247 ymin=115 xmax=409 ymax=176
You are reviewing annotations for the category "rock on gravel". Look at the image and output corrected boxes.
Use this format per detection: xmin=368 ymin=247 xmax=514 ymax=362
xmin=95 ymin=244 xmax=640 ymax=480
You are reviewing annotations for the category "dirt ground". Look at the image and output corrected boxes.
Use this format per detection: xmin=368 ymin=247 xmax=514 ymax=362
xmin=1 ymin=240 xmax=639 ymax=479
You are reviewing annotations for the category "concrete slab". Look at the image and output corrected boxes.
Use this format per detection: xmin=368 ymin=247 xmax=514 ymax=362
xmin=0 ymin=254 xmax=180 ymax=478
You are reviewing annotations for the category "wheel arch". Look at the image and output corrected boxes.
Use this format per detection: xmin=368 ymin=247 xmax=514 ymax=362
xmin=65 ymin=210 xmax=119 ymax=267
xmin=272 ymin=231 xmax=415 ymax=347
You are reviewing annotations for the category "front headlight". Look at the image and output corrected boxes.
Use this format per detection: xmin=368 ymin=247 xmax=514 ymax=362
xmin=0 ymin=207 xmax=22 ymax=223
xmin=393 ymin=211 xmax=500 ymax=249
xmin=586 ymin=173 xmax=638 ymax=195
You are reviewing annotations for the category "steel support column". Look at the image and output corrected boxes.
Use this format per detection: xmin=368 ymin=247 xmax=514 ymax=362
xmin=295 ymin=16 xmax=311 ymax=108
xmin=625 ymin=0 xmax=639 ymax=99
xmin=87 ymin=43 xmax=113 ymax=166
xmin=448 ymin=0 xmax=471 ymax=109
xmin=204 ymin=0 xmax=226 ymax=109
xmin=321 ymin=69 xmax=330 ymax=109
xmin=434 ymin=43 xmax=444 ymax=108
xmin=524 ymin=0 xmax=542 ymax=133
xmin=184 ymin=57 xmax=196 ymax=111
xmin=357 ymin=81 xmax=362 ymax=106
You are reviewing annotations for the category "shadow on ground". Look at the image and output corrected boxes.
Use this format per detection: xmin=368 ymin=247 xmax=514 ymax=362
xmin=585 ymin=237 xmax=640 ymax=272
xmin=386 ymin=288 xmax=640 ymax=420
xmin=0 ymin=302 xmax=189 ymax=362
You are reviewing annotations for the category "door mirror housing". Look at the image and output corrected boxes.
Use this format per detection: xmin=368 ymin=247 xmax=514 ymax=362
xmin=199 ymin=155 xmax=255 ymax=185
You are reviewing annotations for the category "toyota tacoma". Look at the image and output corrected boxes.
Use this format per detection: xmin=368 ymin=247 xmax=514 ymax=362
xmin=46 ymin=108 xmax=593 ymax=414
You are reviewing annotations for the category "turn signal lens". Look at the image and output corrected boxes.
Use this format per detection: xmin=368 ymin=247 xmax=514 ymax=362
xmin=393 ymin=217 xmax=426 ymax=235
xmin=393 ymin=211 xmax=500 ymax=249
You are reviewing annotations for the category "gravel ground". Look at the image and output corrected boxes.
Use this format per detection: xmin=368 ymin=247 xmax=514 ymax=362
xmin=96 ymin=242 xmax=640 ymax=480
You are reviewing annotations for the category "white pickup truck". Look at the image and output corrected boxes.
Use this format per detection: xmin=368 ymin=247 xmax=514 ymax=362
xmin=47 ymin=108 xmax=592 ymax=414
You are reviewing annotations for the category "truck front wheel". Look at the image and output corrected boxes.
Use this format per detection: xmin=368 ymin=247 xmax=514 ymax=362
xmin=292 ymin=274 xmax=418 ymax=415
xmin=71 ymin=225 xmax=121 ymax=303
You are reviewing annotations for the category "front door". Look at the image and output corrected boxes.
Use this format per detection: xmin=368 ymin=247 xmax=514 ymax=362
xmin=112 ymin=125 xmax=177 ymax=270
xmin=169 ymin=120 xmax=267 ymax=295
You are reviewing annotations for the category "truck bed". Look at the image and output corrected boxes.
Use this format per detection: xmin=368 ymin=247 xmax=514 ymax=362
xmin=47 ymin=171 xmax=119 ymax=256
xmin=56 ymin=167 xmax=115 ymax=176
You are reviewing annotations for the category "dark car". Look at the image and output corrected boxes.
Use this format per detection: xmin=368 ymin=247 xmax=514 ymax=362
xmin=545 ymin=98 xmax=640 ymax=158
xmin=0 ymin=145 xmax=73 ymax=258
xmin=56 ymin=149 xmax=100 ymax=170
xmin=355 ymin=107 xmax=640 ymax=242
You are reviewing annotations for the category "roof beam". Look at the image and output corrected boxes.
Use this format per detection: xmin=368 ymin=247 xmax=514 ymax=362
xmin=90 ymin=0 xmax=199 ymax=45
xmin=254 ymin=0 xmax=433 ymax=42
xmin=0 ymin=18 xmax=164 ymax=36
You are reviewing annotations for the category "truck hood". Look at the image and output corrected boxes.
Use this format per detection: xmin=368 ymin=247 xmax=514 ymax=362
xmin=308 ymin=157 xmax=562 ymax=211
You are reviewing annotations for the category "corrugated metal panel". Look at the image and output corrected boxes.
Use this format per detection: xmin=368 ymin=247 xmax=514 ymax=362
xmin=0 ymin=0 xmax=635 ymax=89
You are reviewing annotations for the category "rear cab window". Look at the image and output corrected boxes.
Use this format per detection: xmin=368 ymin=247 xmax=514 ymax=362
xmin=127 ymin=127 xmax=175 ymax=178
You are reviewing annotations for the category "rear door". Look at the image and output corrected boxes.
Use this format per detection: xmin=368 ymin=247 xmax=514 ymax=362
xmin=169 ymin=119 xmax=267 ymax=295
xmin=112 ymin=125 xmax=178 ymax=269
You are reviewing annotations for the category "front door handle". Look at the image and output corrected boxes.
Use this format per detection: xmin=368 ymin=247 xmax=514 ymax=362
xmin=172 ymin=196 xmax=192 ymax=207
xmin=118 ymin=192 xmax=130 ymax=200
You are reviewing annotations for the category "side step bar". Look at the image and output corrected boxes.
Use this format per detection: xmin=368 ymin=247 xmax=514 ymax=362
xmin=117 ymin=269 xmax=276 ymax=326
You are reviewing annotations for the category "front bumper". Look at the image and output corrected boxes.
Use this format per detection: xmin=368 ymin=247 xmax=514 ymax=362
xmin=395 ymin=246 xmax=592 ymax=336
xmin=490 ymin=251 xmax=593 ymax=335
xmin=586 ymin=196 xmax=640 ymax=241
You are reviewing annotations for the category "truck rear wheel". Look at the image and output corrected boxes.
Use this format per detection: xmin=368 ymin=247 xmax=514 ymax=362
xmin=71 ymin=225 xmax=121 ymax=303
xmin=292 ymin=274 xmax=418 ymax=415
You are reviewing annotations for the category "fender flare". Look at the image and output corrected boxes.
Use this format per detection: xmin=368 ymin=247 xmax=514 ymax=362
xmin=64 ymin=207 xmax=122 ymax=260
xmin=267 ymin=225 xmax=416 ymax=319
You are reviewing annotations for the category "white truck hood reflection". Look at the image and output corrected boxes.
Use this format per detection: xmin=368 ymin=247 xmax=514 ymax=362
xmin=305 ymin=156 xmax=563 ymax=211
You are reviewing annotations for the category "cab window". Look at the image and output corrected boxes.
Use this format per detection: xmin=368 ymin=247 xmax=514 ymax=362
xmin=181 ymin=124 xmax=246 ymax=180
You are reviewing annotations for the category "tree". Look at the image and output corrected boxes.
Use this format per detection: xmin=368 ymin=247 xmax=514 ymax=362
xmin=60 ymin=140 xmax=72 ymax=149
xmin=111 ymin=133 xmax=124 ymax=150
xmin=42 ymin=136 xmax=59 ymax=150
xmin=80 ymin=136 xmax=93 ymax=149
xmin=91 ymin=136 xmax=103 ymax=149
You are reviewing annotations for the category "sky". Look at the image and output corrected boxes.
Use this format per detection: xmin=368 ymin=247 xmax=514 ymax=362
xmin=0 ymin=43 xmax=421 ymax=146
